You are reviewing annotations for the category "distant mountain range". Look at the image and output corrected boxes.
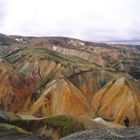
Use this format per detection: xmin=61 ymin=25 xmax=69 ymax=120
xmin=102 ymin=40 xmax=140 ymax=45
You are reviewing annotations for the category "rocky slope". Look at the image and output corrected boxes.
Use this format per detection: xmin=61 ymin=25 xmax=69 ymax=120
xmin=1 ymin=47 xmax=118 ymax=116
xmin=0 ymin=34 xmax=140 ymax=139
xmin=0 ymin=57 xmax=39 ymax=112
xmin=60 ymin=127 xmax=140 ymax=140
xmin=23 ymin=36 xmax=140 ymax=80
xmin=92 ymin=77 xmax=140 ymax=125
xmin=30 ymin=78 xmax=89 ymax=117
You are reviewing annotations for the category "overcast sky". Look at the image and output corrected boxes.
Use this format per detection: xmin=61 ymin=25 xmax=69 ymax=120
xmin=0 ymin=0 xmax=140 ymax=41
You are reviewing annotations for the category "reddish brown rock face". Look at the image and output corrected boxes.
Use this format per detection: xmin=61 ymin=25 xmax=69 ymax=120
xmin=0 ymin=60 xmax=40 ymax=112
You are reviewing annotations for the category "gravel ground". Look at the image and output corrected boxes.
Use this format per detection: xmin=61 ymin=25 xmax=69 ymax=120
xmin=61 ymin=127 xmax=140 ymax=140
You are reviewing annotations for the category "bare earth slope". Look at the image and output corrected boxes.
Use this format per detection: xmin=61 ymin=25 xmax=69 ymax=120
xmin=92 ymin=77 xmax=140 ymax=125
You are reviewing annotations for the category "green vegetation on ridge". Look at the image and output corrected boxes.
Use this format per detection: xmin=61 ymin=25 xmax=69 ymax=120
xmin=5 ymin=47 xmax=97 ymax=68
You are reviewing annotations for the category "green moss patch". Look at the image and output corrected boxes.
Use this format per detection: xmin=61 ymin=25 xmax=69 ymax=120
xmin=5 ymin=47 xmax=97 ymax=69
xmin=42 ymin=115 xmax=83 ymax=137
xmin=0 ymin=123 xmax=32 ymax=134
xmin=0 ymin=112 xmax=84 ymax=138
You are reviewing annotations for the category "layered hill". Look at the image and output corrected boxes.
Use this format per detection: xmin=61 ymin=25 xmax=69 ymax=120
xmin=92 ymin=78 xmax=140 ymax=125
xmin=1 ymin=47 xmax=118 ymax=116
xmin=1 ymin=34 xmax=140 ymax=79
xmin=23 ymin=36 xmax=140 ymax=80
xmin=30 ymin=78 xmax=89 ymax=117
xmin=0 ymin=33 xmax=139 ymax=131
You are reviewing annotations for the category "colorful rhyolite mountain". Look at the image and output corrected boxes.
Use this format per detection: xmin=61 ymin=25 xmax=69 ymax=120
xmin=0 ymin=33 xmax=140 ymax=139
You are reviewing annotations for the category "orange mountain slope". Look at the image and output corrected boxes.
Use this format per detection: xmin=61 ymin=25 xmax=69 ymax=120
xmin=30 ymin=78 xmax=89 ymax=117
xmin=92 ymin=77 xmax=140 ymax=125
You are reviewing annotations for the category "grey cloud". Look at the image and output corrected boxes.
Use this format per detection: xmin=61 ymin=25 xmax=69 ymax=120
xmin=0 ymin=1 xmax=6 ymax=26
xmin=1 ymin=0 xmax=140 ymax=42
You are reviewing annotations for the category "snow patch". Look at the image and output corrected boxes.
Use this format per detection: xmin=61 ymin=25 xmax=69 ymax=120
xmin=15 ymin=38 xmax=23 ymax=42
xmin=70 ymin=40 xmax=74 ymax=43
xmin=94 ymin=118 xmax=103 ymax=122
xmin=53 ymin=45 xmax=58 ymax=51
xmin=80 ymin=42 xmax=85 ymax=46
xmin=94 ymin=117 xmax=111 ymax=126
xmin=94 ymin=117 xmax=122 ymax=128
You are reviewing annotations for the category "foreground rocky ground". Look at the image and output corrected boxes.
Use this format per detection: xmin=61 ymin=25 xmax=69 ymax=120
xmin=61 ymin=127 xmax=140 ymax=140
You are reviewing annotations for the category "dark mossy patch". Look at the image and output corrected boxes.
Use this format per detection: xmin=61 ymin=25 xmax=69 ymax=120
xmin=0 ymin=123 xmax=49 ymax=140
xmin=0 ymin=111 xmax=84 ymax=139
xmin=0 ymin=123 xmax=32 ymax=134
xmin=99 ymin=79 xmax=107 ymax=88
xmin=42 ymin=115 xmax=84 ymax=137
